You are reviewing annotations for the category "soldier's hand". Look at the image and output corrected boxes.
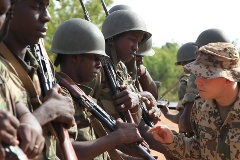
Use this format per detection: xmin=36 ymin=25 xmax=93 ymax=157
xmin=18 ymin=124 xmax=45 ymax=159
xmin=43 ymin=84 xmax=75 ymax=128
xmin=113 ymin=87 xmax=140 ymax=112
xmin=0 ymin=111 xmax=19 ymax=145
xmin=147 ymin=124 xmax=174 ymax=144
xmin=0 ymin=111 xmax=20 ymax=159
xmin=115 ymin=118 xmax=143 ymax=144
xmin=157 ymin=100 xmax=170 ymax=116
xmin=137 ymin=64 xmax=146 ymax=77
xmin=140 ymin=92 xmax=161 ymax=123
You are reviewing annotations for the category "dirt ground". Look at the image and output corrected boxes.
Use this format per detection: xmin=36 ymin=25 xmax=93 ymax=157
xmin=149 ymin=109 xmax=179 ymax=160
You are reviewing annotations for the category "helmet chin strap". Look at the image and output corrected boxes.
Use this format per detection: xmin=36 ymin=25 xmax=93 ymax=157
xmin=106 ymin=37 xmax=119 ymax=69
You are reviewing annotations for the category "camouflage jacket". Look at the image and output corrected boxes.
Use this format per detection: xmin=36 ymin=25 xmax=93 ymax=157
xmin=0 ymin=55 xmax=24 ymax=114
xmin=68 ymin=79 xmax=108 ymax=160
xmin=163 ymin=89 xmax=240 ymax=160
xmin=176 ymin=74 xmax=190 ymax=110
xmin=0 ymin=44 xmax=56 ymax=160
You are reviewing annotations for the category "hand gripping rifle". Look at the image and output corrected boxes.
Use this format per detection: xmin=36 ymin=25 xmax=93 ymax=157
xmin=100 ymin=0 xmax=155 ymax=128
xmin=56 ymin=72 xmax=156 ymax=160
xmin=29 ymin=39 xmax=78 ymax=160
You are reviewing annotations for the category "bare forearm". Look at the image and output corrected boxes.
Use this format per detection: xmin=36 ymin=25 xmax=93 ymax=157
xmin=32 ymin=101 xmax=57 ymax=126
xmin=130 ymin=107 xmax=142 ymax=125
xmin=138 ymin=70 xmax=158 ymax=99
xmin=72 ymin=132 xmax=119 ymax=159
xmin=16 ymin=102 xmax=42 ymax=133
xmin=164 ymin=112 xmax=181 ymax=124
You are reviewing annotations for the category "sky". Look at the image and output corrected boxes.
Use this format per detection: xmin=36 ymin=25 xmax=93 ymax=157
xmin=111 ymin=0 xmax=240 ymax=48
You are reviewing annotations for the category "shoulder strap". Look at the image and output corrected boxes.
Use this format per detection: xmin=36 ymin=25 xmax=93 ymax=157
xmin=0 ymin=42 xmax=41 ymax=105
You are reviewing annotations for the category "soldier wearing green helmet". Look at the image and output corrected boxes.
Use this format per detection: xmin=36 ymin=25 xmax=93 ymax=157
xmin=0 ymin=0 xmax=47 ymax=159
xmin=52 ymin=18 xmax=144 ymax=160
xmin=99 ymin=9 xmax=152 ymax=123
xmin=82 ymin=10 xmax=154 ymax=159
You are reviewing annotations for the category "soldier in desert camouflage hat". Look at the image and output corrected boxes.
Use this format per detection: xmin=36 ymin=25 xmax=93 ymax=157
xmin=148 ymin=42 xmax=240 ymax=160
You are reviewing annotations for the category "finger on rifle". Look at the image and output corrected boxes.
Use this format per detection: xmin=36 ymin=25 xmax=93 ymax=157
xmin=141 ymin=96 xmax=150 ymax=105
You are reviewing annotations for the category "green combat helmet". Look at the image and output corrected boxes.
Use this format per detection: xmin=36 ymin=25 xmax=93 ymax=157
xmin=109 ymin=4 xmax=133 ymax=14
xmin=175 ymin=42 xmax=198 ymax=65
xmin=50 ymin=18 xmax=107 ymax=66
xmin=137 ymin=37 xmax=155 ymax=56
xmin=195 ymin=28 xmax=230 ymax=47
xmin=102 ymin=10 xmax=151 ymax=45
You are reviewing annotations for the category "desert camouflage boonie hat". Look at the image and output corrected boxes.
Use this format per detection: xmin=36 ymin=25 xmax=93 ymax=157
xmin=184 ymin=42 xmax=240 ymax=82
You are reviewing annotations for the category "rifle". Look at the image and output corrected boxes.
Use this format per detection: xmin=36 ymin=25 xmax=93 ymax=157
xmin=100 ymin=56 xmax=155 ymax=128
xmin=55 ymin=72 xmax=156 ymax=160
xmin=29 ymin=39 xmax=78 ymax=160
xmin=3 ymin=144 xmax=28 ymax=160
xmin=100 ymin=0 xmax=155 ymax=128
xmin=79 ymin=0 xmax=91 ymax=21
xmin=100 ymin=0 xmax=109 ymax=16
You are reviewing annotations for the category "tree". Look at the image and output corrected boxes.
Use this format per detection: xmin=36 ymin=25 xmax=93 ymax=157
xmin=144 ymin=42 xmax=183 ymax=101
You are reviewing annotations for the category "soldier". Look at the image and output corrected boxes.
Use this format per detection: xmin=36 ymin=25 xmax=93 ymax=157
xmin=160 ymin=42 xmax=197 ymax=137
xmin=83 ymin=10 xmax=153 ymax=158
xmin=176 ymin=28 xmax=231 ymax=136
xmin=148 ymin=42 xmax=240 ymax=160
xmin=108 ymin=6 xmax=177 ymax=159
xmin=0 ymin=0 xmax=75 ymax=159
xmin=161 ymin=28 xmax=231 ymax=137
xmin=96 ymin=10 xmax=152 ymax=125
xmin=51 ymin=18 xmax=144 ymax=160
xmin=0 ymin=0 xmax=46 ymax=159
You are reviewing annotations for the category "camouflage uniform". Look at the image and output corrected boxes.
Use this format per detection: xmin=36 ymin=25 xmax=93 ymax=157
xmin=0 ymin=44 xmax=57 ymax=160
xmin=162 ymin=43 xmax=240 ymax=160
xmin=0 ymin=55 xmax=24 ymax=114
xmin=175 ymin=74 xmax=190 ymax=110
xmin=66 ymin=73 xmax=108 ymax=160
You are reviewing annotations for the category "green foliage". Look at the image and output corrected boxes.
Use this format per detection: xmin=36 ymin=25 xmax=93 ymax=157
xmin=144 ymin=42 xmax=183 ymax=101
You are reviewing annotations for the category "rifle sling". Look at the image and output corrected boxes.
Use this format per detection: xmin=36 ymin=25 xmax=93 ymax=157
xmin=0 ymin=42 xmax=61 ymax=156
xmin=91 ymin=116 xmax=123 ymax=160
xmin=0 ymin=42 xmax=40 ymax=105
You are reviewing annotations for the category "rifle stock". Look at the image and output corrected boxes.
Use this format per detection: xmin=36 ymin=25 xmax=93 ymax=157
xmin=56 ymin=72 xmax=156 ymax=160
xmin=29 ymin=40 xmax=77 ymax=160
